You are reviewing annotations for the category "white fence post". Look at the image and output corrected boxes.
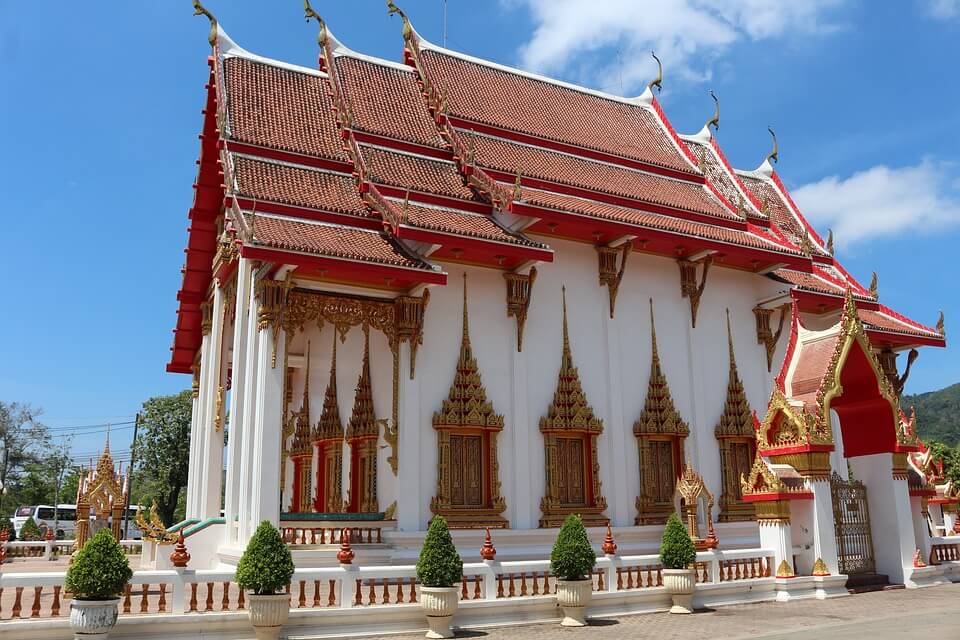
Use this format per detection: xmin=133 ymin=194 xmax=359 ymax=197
xmin=604 ymin=554 xmax=619 ymax=592
xmin=171 ymin=570 xmax=190 ymax=614
xmin=481 ymin=561 xmax=498 ymax=600
xmin=338 ymin=566 xmax=355 ymax=608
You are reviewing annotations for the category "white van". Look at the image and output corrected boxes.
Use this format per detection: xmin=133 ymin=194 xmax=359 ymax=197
xmin=12 ymin=504 xmax=78 ymax=539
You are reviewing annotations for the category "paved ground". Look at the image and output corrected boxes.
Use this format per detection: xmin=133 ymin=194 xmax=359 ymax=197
xmin=366 ymin=583 xmax=960 ymax=640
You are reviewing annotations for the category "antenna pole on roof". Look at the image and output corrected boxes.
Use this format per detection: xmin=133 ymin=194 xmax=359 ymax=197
xmin=443 ymin=0 xmax=448 ymax=48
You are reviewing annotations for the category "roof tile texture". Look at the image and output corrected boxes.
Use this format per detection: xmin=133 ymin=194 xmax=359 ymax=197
xmin=223 ymin=57 xmax=348 ymax=161
xmin=460 ymin=131 xmax=732 ymax=220
xmin=360 ymin=145 xmax=477 ymax=201
xmin=401 ymin=202 xmax=535 ymax=246
xmin=420 ymin=50 xmax=692 ymax=173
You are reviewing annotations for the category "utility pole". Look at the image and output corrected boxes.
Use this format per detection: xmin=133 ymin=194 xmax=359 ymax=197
xmin=443 ymin=0 xmax=447 ymax=48
xmin=123 ymin=413 xmax=141 ymax=539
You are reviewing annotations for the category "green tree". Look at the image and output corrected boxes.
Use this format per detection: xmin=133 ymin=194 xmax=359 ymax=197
xmin=0 ymin=402 xmax=50 ymax=514
xmin=131 ymin=391 xmax=192 ymax=526
xmin=20 ymin=516 xmax=42 ymax=541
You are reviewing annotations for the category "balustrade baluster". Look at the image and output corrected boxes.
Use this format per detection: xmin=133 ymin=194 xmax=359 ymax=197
xmin=12 ymin=586 xmax=23 ymax=618
xmin=310 ymin=529 xmax=317 ymax=545
xmin=626 ymin=565 xmax=634 ymax=589
xmin=367 ymin=580 xmax=375 ymax=605
xmin=222 ymin=582 xmax=231 ymax=610
xmin=328 ymin=579 xmax=337 ymax=607
xmin=159 ymin=584 xmax=167 ymax=613
xmin=30 ymin=586 xmax=41 ymax=617
xmin=616 ymin=567 xmax=623 ymax=590
xmin=313 ymin=580 xmax=321 ymax=608
xmin=52 ymin=585 xmax=62 ymax=617
xmin=497 ymin=574 xmax=505 ymax=598
xmin=189 ymin=583 xmax=198 ymax=612
xmin=597 ymin=569 xmax=605 ymax=591
xmin=380 ymin=578 xmax=389 ymax=604
xmin=320 ymin=528 xmax=327 ymax=544
xmin=238 ymin=589 xmax=245 ymax=610
xmin=703 ymin=563 xmax=709 ymax=583
xmin=299 ymin=580 xmax=307 ymax=608
xmin=532 ymin=572 xmax=540 ymax=595
xmin=140 ymin=584 xmax=149 ymax=613
xmin=409 ymin=577 xmax=417 ymax=603
xmin=520 ymin=573 xmax=528 ymax=596
xmin=508 ymin=573 xmax=515 ymax=597
xmin=123 ymin=584 xmax=132 ymax=613
xmin=461 ymin=577 xmax=468 ymax=600
xmin=396 ymin=579 xmax=404 ymax=604
xmin=473 ymin=575 xmax=481 ymax=600
xmin=377 ymin=528 xmax=382 ymax=544
xmin=646 ymin=566 xmax=653 ymax=588
xmin=543 ymin=573 xmax=551 ymax=594
xmin=205 ymin=582 xmax=214 ymax=612
xmin=656 ymin=568 xmax=663 ymax=586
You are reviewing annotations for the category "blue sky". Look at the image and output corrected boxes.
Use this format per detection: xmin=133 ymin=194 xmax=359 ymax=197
xmin=1 ymin=0 xmax=957 ymax=461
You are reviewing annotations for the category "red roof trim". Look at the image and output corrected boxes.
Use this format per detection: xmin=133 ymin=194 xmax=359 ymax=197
xmin=648 ymin=96 xmax=701 ymax=172
xmin=240 ymin=245 xmax=447 ymax=285
xmin=396 ymin=225 xmax=554 ymax=263
xmin=231 ymin=196 xmax=382 ymax=231
xmin=709 ymin=137 xmax=766 ymax=213
xmin=224 ymin=141 xmax=354 ymax=174
xmin=374 ymin=183 xmax=490 ymax=216
xmin=352 ymin=131 xmax=450 ymax=161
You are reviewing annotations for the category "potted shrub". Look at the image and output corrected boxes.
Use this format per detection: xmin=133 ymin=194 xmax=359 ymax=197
xmin=416 ymin=517 xmax=462 ymax=639
xmin=660 ymin=512 xmax=697 ymax=614
xmin=65 ymin=528 xmax=133 ymax=639
xmin=20 ymin=516 xmax=41 ymax=541
xmin=550 ymin=514 xmax=596 ymax=627
xmin=236 ymin=521 xmax=295 ymax=640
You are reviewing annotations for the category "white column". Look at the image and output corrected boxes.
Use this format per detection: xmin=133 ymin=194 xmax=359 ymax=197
xmin=910 ymin=496 xmax=931 ymax=565
xmin=188 ymin=325 xmax=213 ymax=520
xmin=250 ymin=322 xmax=286 ymax=527
xmin=929 ymin=503 xmax=946 ymax=537
xmin=185 ymin=381 xmax=202 ymax=521
xmin=397 ymin=343 xmax=422 ymax=531
xmin=509 ymin=339 xmax=533 ymax=529
xmin=849 ymin=454 xmax=915 ymax=584
xmin=223 ymin=258 xmax=253 ymax=545
xmin=237 ymin=267 xmax=261 ymax=543
xmin=809 ymin=479 xmax=841 ymax=575
xmin=602 ymin=310 xmax=627 ymax=526
xmin=199 ymin=284 xmax=226 ymax=519
xmin=942 ymin=507 xmax=958 ymax=536
xmin=758 ymin=519 xmax=793 ymax=576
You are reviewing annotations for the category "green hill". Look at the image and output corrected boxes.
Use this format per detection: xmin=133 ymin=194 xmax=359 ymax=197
xmin=903 ymin=382 xmax=960 ymax=446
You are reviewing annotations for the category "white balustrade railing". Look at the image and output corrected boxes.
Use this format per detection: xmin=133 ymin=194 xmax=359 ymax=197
xmin=929 ymin=536 xmax=960 ymax=563
xmin=1 ymin=539 xmax=141 ymax=561
xmin=0 ymin=547 xmax=776 ymax=621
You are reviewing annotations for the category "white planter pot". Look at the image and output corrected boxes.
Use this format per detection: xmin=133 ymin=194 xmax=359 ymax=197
xmin=69 ymin=598 xmax=119 ymax=640
xmin=420 ymin=586 xmax=459 ymax=639
xmin=246 ymin=593 xmax=291 ymax=640
xmin=555 ymin=578 xmax=592 ymax=627
xmin=662 ymin=568 xmax=695 ymax=614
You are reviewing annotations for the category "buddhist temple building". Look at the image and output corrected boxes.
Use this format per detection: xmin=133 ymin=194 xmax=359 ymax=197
xmin=169 ymin=2 xmax=949 ymax=588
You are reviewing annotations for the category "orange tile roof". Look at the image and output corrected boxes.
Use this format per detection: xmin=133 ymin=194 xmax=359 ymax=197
xmin=248 ymin=213 xmax=429 ymax=269
xmin=359 ymin=145 xmax=477 ymax=202
xmin=419 ymin=49 xmax=693 ymax=173
xmin=860 ymin=309 xmax=942 ymax=339
xmin=519 ymin=187 xmax=796 ymax=253
xmin=739 ymin=175 xmax=830 ymax=258
xmin=460 ymin=131 xmax=732 ymax=220
xmin=336 ymin=56 xmax=445 ymax=148
xmin=222 ymin=57 xmax=348 ymax=162
xmin=231 ymin=154 xmax=372 ymax=217
xmin=398 ymin=202 xmax=542 ymax=247
xmin=686 ymin=140 xmax=764 ymax=219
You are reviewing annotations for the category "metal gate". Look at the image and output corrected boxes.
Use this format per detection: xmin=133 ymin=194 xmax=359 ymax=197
xmin=830 ymin=472 xmax=876 ymax=575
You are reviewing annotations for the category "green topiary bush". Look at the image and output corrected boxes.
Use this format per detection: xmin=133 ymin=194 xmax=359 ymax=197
xmin=550 ymin=514 xmax=596 ymax=581
xmin=416 ymin=517 xmax=462 ymax=588
xmin=236 ymin=521 xmax=295 ymax=595
xmin=0 ymin=517 xmax=16 ymax=541
xmin=660 ymin=512 xmax=697 ymax=570
xmin=20 ymin=517 xmax=41 ymax=541
xmin=65 ymin=529 xmax=133 ymax=600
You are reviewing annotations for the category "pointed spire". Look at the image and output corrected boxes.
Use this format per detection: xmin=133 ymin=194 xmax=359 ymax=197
xmin=433 ymin=274 xmax=503 ymax=429
xmin=347 ymin=326 xmax=378 ymax=439
xmin=634 ymin=300 xmax=689 ymax=437
xmin=291 ymin=342 xmax=313 ymax=455
xmin=316 ymin=331 xmax=343 ymax=441
xmin=540 ymin=286 xmax=603 ymax=434
xmin=716 ymin=310 xmax=753 ymax=438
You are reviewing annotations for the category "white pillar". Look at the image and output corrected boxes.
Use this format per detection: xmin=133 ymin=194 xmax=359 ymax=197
xmin=809 ymin=479 xmax=841 ymax=575
xmin=188 ymin=323 xmax=214 ymax=520
xmin=223 ymin=258 xmax=253 ymax=545
xmin=758 ymin=519 xmax=793 ymax=576
xmin=942 ymin=507 xmax=958 ymax=536
xmin=929 ymin=503 xmax=946 ymax=537
xmin=601 ymin=309 xmax=627 ymax=526
xmin=237 ymin=266 xmax=261 ymax=543
xmin=185 ymin=382 xmax=202 ymax=521
xmin=397 ymin=343 xmax=423 ymax=531
xmin=509 ymin=337 xmax=533 ymax=530
xmin=199 ymin=284 xmax=226 ymax=519
xmin=910 ymin=496 xmax=931 ymax=565
xmin=849 ymin=454 xmax=915 ymax=584
xmin=250 ymin=321 xmax=285 ymax=528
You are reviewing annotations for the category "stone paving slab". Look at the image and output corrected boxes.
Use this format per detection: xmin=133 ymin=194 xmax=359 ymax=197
xmin=363 ymin=583 xmax=960 ymax=640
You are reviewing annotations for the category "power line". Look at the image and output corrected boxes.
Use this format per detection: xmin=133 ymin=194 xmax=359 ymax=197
xmin=47 ymin=420 xmax=136 ymax=433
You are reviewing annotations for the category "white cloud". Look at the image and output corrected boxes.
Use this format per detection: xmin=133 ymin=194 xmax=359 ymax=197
xmin=506 ymin=0 xmax=844 ymax=92
xmin=791 ymin=159 xmax=960 ymax=246
xmin=927 ymin=0 xmax=960 ymax=19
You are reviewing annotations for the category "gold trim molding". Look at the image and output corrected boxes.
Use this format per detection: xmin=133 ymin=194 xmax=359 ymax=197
xmin=504 ymin=266 xmax=537 ymax=352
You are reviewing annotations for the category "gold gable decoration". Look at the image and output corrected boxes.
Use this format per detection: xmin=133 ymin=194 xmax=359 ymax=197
xmin=431 ymin=275 xmax=508 ymax=528
xmin=740 ymin=453 xmax=784 ymax=497
xmin=635 ymin=300 xmax=690 ymax=525
xmin=346 ymin=326 xmax=379 ymax=513
xmin=313 ymin=333 xmax=345 ymax=513
xmin=347 ymin=327 xmax=379 ymax=440
xmin=315 ymin=333 xmax=344 ymax=442
xmin=539 ymin=287 xmax=607 ymax=528
xmin=757 ymin=386 xmax=832 ymax=452
xmin=675 ymin=462 xmax=719 ymax=551
xmin=290 ymin=343 xmax=313 ymax=457
xmin=715 ymin=310 xmax=757 ymax=522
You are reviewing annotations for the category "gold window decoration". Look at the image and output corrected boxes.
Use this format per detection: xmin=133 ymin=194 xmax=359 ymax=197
xmin=635 ymin=299 xmax=690 ymax=525
xmin=288 ymin=343 xmax=315 ymax=514
xmin=346 ymin=325 xmax=379 ymax=514
xmin=313 ymin=332 xmax=345 ymax=513
xmin=539 ymin=287 xmax=607 ymax=528
xmin=430 ymin=275 xmax=508 ymax=528
xmin=715 ymin=311 xmax=757 ymax=522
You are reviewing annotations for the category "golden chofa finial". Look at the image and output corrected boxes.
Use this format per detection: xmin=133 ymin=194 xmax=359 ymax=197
xmin=386 ymin=0 xmax=413 ymax=40
xmin=303 ymin=0 xmax=328 ymax=47
xmin=766 ymin=126 xmax=779 ymax=164
xmin=647 ymin=51 xmax=663 ymax=93
xmin=826 ymin=229 xmax=835 ymax=256
xmin=705 ymin=90 xmax=720 ymax=132
xmin=869 ymin=271 xmax=879 ymax=298
xmin=192 ymin=0 xmax=218 ymax=47
xmin=936 ymin=310 xmax=945 ymax=336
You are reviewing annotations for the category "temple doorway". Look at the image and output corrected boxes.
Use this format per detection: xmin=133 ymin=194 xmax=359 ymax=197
xmin=830 ymin=472 xmax=875 ymax=575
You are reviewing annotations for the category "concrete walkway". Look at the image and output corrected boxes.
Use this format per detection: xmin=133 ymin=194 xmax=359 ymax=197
xmin=367 ymin=583 xmax=960 ymax=640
